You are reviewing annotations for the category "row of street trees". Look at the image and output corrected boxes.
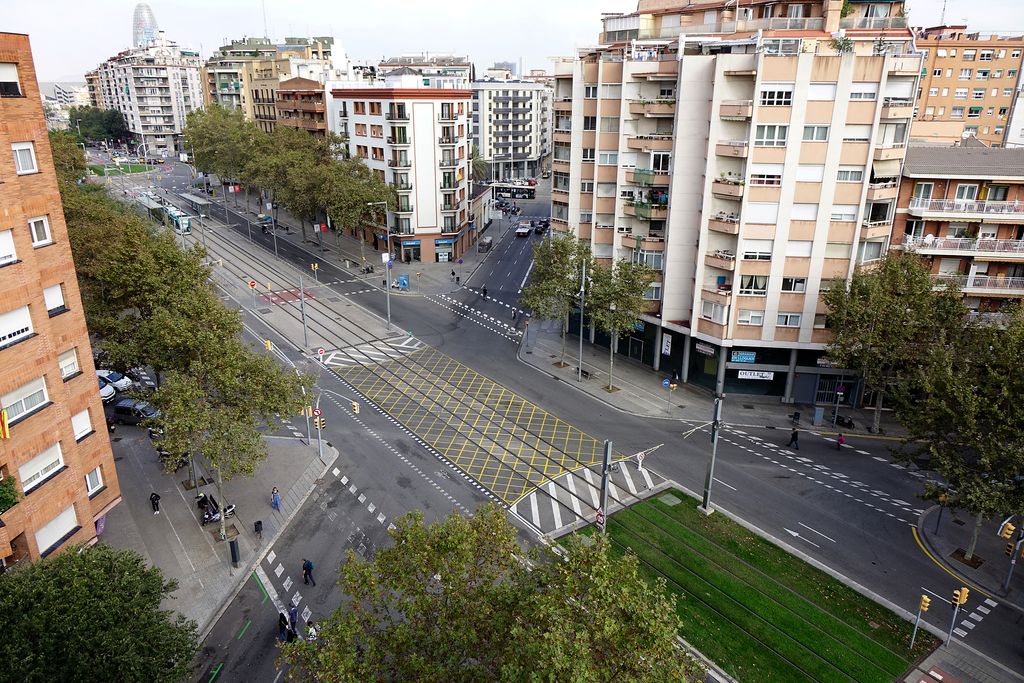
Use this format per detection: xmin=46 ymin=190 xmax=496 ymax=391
xmin=183 ymin=106 xmax=395 ymax=253
xmin=825 ymin=251 xmax=1024 ymax=558
xmin=66 ymin=105 xmax=130 ymax=144
xmin=521 ymin=234 xmax=655 ymax=391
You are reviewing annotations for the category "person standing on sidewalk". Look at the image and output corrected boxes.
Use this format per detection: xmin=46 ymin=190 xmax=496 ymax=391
xmin=271 ymin=487 xmax=281 ymax=511
xmin=278 ymin=612 xmax=289 ymax=642
xmin=787 ymin=429 xmax=799 ymax=450
xmin=306 ymin=620 xmax=318 ymax=642
xmin=302 ymin=558 xmax=315 ymax=586
xmin=288 ymin=603 xmax=298 ymax=631
xmin=482 ymin=286 xmax=488 ymax=299
xmin=837 ymin=433 xmax=846 ymax=451
xmin=150 ymin=492 xmax=161 ymax=515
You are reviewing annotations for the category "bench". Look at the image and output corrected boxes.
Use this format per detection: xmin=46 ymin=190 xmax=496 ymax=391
xmin=576 ymin=368 xmax=592 ymax=380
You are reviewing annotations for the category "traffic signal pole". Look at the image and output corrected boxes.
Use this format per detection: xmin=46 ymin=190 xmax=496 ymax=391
xmin=315 ymin=393 xmax=324 ymax=463
xmin=910 ymin=594 xmax=930 ymax=650
xmin=598 ymin=439 xmax=612 ymax=533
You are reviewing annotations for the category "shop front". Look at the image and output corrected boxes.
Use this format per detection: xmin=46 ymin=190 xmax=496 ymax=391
xmin=398 ymin=239 xmax=421 ymax=263
xmin=434 ymin=238 xmax=454 ymax=262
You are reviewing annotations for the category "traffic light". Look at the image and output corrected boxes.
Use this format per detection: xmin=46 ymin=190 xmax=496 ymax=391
xmin=952 ymin=587 xmax=969 ymax=606
xmin=313 ymin=417 xmax=326 ymax=430
xmin=919 ymin=595 xmax=931 ymax=612
xmin=1007 ymin=542 xmax=1016 ymax=557
xmin=999 ymin=521 xmax=1016 ymax=540
xmin=351 ymin=400 xmax=360 ymax=414
xmin=264 ymin=340 xmax=273 ymax=351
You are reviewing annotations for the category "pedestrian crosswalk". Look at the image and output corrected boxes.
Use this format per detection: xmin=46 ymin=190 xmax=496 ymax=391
xmin=509 ymin=459 xmax=665 ymax=537
xmin=322 ymin=337 xmax=425 ymax=368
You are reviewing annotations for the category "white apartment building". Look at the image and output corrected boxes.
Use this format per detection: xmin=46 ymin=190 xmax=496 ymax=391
xmin=553 ymin=0 xmax=920 ymax=404
xmin=472 ymin=80 xmax=552 ymax=180
xmin=92 ymin=31 xmax=203 ymax=153
xmin=378 ymin=54 xmax=473 ymax=87
xmin=327 ymin=70 xmax=474 ymax=263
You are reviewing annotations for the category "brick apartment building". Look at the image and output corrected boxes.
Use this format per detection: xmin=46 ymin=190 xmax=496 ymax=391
xmin=0 ymin=33 xmax=120 ymax=567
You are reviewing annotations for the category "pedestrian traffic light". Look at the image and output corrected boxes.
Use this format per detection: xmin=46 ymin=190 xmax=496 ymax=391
xmin=999 ymin=521 xmax=1016 ymax=540
xmin=919 ymin=595 xmax=931 ymax=612
xmin=952 ymin=587 xmax=969 ymax=606
xmin=351 ymin=400 xmax=360 ymax=414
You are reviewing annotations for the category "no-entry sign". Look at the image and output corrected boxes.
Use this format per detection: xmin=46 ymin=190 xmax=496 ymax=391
xmin=248 ymin=280 xmax=257 ymax=289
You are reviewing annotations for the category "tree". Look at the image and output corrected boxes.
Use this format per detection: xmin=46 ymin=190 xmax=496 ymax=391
xmin=470 ymin=144 xmax=488 ymax=181
xmin=0 ymin=544 xmax=197 ymax=682
xmin=520 ymin=234 xmax=592 ymax=366
xmin=68 ymin=106 xmax=129 ymax=143
xmin=48 ymin=131 xmax=87 ymax=184
xmin=589 ymin=260 xmax=656 ymax=391
xmin=281 ymin=505 xmax=699 ymax=682
xmin=323 ymin=157 xmax=396 ymax=258
xmin=822 ymin=251 xmax=967 ymax=432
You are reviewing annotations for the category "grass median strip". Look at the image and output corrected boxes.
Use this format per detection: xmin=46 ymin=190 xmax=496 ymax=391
xmin=577 ymin=490 xmax=936 ymax=682
xmin=89 ymin=163 xmax=152 ymax=175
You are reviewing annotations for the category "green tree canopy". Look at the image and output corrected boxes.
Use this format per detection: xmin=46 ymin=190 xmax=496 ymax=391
xmin=48 ymin=130 xmax=87 ymax=183
xmin=520 ymin=234 xmax=593 ymax=365
xmin=68 ymin=105 xmax=129 ymax=142
xmin=281 ymin=505 xmax=700 ymax=682
xmin=589 ymin=259 xmax=656 ymax=391
xmin=0 ymin=544 xmax=197 ymax=682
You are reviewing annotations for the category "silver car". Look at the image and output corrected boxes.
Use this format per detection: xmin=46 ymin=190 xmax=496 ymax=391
xmin=96 ymin=369 xmax=132 ymax=392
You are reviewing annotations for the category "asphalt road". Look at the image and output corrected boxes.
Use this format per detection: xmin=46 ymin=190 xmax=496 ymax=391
xmin=126 ymin=164 xmax=1023 ymax=676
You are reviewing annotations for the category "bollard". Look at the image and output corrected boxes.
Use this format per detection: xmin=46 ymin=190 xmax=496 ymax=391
xmin=229 ymin=538 xmax=241 ymax=568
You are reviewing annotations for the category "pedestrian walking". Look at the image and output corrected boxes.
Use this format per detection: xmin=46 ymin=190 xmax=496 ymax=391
xmin=482 ymin=286 xmax=488 ymax=299
xmin=302 ymin=558 xmax=316 ymax=586
xmin=254 ymin=520 xmax=263 ymax=539
xmin=150 ymin=492 xmax=161 ymax=515
xmin=306 ymin=620 xmax=318 ymax=642
xmin=288 ymin=603 xmax=298 ymax=631
xmin=787 ymin=429 xmax=799 ymax=450
xmin=271 ymin=487 xmax=281 ymax=511
xmin=286 ymin=627 xmax=297 ymax=643
xmin=837 ymin=433 xmax=846 ymax=451
xmin=450 ymin=269 xmax=456 ymax=282
xmin=278 ymin=612 xmax=289 ymax=642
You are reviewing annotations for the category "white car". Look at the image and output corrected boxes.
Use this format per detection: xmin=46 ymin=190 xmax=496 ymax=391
xmin=96 ymin=369 xmax=132 ymax=392
xmin=98 ymin=378 xmax=116 ymax=403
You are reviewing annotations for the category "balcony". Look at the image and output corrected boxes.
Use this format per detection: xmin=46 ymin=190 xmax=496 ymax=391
xmin=889 ymin=56 xmax=922 ymax=77
xmin=393 ymin=182 xmax=414 ymax=192
xmin=712 ymin=179 xmax=745 ymax=198
xmin=628 ymin=99 xmax=676 ymax=117
xmin=626 ymin=134 xmax=674 ymax=152
xmin=625 ymin=201 xmax=668 ymax=220
xmin=840 ymin=16 xmax=908 ymax=30
xmin=860 ymin=219 xmax=892 ymax=239
xmin=708 ymin=214 xmax=740 ymax=234
xmin=388 ymin=158 xmax=412 ymax=169
xmin=277 ymin=100 xmax=325 ymax=113
xmin=906 ymin=236 xmax=1024 ymax=259
xmin=280 ymin=117 xmax=326 ymax=131
xmin=705 ymin=251 xmax=736 ymax=271
xmin=715 ymin=140 xmax=749 ymax=158
xmin=441 ymin=203 xmax=461 ymax=213
xmin=438 ymin=112 xmax=458 ymax=122
xmin=394 ymin=204 xmax=415 ymax=214
xmin=553 ymin=99 xmax=572 ymax=112
xmin=908 ymin=198 xmax=1024 ymax=223
xmin=866 ymin=180 xmax=899 ymax=201
xmin=438 ymin=136 xmax=461 ymax=146
xmin=439 ymin=158 xmax=459 ymax=169
xmin=440 ymin=179 xmax=462 ymax=190
xmin=387 ymin=136 xmax=411 ymax=146
xmin=701 ymin=286 xmax=733 ymax=304
xmin=628 ymin=168 xmax=671 ymax=186
xmin=880 ymin=98 xmax=914 ymax=119
xmin=386 ymin=111 xmax=410 ymax=121
xmin=873 ymin=143 xmax=906 ymax=161
xmin=934 ymin=273 xmax=1024 ymax=296
xmin=719 ymin=100 xmax=753 ymax=120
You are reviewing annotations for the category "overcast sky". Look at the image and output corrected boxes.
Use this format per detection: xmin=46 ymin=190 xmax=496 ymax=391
xmin=9 ymin=0 xmax=1023 ymax=83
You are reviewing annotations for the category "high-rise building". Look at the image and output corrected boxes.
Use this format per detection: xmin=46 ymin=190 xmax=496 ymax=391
xmin=553 ymin=0 xmax=920 ymax=403
xmin=327 ymin=70 xmax=475 ymax=263
xmin=0 ymin=33 xmax=121 ymax=568
xmin=132 ymin=3 xmax=159 ymax=48
xmin=912 ymin=26 xmax=1024 ymax=147
xmin=91 ymin=31 xmax=204 ymax=153
xmin=472 ymin=79 xmax=551 ymax=180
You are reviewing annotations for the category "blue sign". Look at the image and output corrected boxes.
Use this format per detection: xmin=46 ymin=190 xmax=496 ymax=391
xmin=662 ymin=379 xmax=671 ymax=388
xmin=403 ymin=240 xmax=421 ymax=246
xmin=435 ymin=239 xmax=454 ymax=245
xmin=731 ymin=351 xmax=756 ymax=364
xmin=457 ymin=258 xmax=464 ymax=265
xmin=398 ymin=274 xmax=409 ymax=290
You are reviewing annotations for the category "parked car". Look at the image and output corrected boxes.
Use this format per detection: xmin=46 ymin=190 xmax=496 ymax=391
xmin=515 ymin=226 xmax=532 ymax=238
xmin=541 ymin=170 xmax=551 ymax=179
xmin=98 ymin=378 xmax=116 ymax=403
xmin=527 ymin=179 xmax=537 ymax=186
xmin=106 ymin=398 xmax=160 ymax=426
xmin=96 ymin=369 xmax=133 ymax=392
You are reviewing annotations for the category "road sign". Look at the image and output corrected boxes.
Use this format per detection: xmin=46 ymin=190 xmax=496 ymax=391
xmin=312 ymin=408 xmax=322 ymax=417
xmin=248 ymin=280 xmax=257 ymax=289
xmin=662 ymin=378 xmax=671 ymax=388
xmin=458 ymin=258 xmax=464 ymax=265
xmin=317 ymin=347 xmax=326 ymax=358
xmin=596 ymin=509 xmax=605 ymax=527
xmin=637 ymin=452 xmax=645 ymax=470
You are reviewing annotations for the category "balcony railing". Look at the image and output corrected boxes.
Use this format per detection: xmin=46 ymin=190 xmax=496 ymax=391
xmin=386 ymin=112 xmax=409 ymax=121
xmin=438 ymin=136 xmax=461 ymax=145
xmin=935 ymin=273 xmax=1024 ymax=292
xmin=388 ymin=159 xmax=411 ymax=169
xmin=438 ymin=112 xmax=458 ymax=122
xmin=840 ymin=16 xmax=908 ymax=30
xmin=387 ymin=136 xmax=411 ymax=145
xmin=906 ymin=236 xmax=1024 ymax=254
xmin=395 ymin=204 xmax=414 ymax=214
xmin=642 ymin=16 xmax=824 ymax=38
xmin=909 ymin=198 xmax=1024 ymax=219
xmin=439 ymin=158 xmax=459 ymax=169
xmin=631 ymin=168 xmax=670 ymax=186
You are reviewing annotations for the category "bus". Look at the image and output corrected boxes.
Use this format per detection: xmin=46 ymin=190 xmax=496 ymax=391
xmin=491 ymin=182 xmax=536 ymax=200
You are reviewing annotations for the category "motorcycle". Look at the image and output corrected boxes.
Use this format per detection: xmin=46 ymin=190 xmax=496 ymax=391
xmin=359 ymin=264 xmax=375 ymax=274
xmin=835 ymin=415 xmax=855 ymax=429
xmin=197 ymin=492 xmax=236 ymax=526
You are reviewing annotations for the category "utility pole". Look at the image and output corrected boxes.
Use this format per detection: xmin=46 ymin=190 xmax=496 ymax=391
xmin=598 ymin=439 xmax=612 ymax=533
xmin=577 ymin=259 xmax=587 ymax=382
xmin=700 ymin=394 xmax=724 ymax=513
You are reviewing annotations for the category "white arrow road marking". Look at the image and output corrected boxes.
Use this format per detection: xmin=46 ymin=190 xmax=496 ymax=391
xmin=784 ymin=527 xmax=820 ymax=549
xmin=798 ymin=522 xmax=837 ymax=543
xmin=518 ymin=260 xmax=535 ymax=294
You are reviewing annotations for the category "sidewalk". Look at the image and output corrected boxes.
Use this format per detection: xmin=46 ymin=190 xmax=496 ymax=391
xmin=101 ymin=427 xmax=338 ymax=637
xmin=519 ymin=319 xmax=906 ymax=438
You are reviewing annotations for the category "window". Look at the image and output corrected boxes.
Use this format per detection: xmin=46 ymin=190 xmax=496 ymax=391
xmin=29 ymin=216 xmax=52 ymax=247
xmin=12 ymin=142 xmax=37 ymax=174
xmin=85 ymin=466 xmax=103 ymax=495
xmin=951 ymin=107 xmax=965 ymax=119
xmin=843 ymin=125 xmax=871 ymax=142
xmin=760 ymin=86 xmax=793 ymax=106
xmin=579 ymin=211 xmax=593 ymax=224
xmin=802 ymin=125 xmax=829 ymax=141
xmin=553 ymin=142 xmax=570 ymax=160
xmin=980 ymin=50 xmax=993 ymax=61
xmin=58 ymin=349 xmax=79 ymax=380
xmin=43 ymin=284 xmax=65 ymax=315
xmin=643 ymin=282 xmax=662 ymax=300
xmin=580 ymin=180 xmax=594 ymax=193
xmin=754 ymin=124 xmax=788 ymax=147
xmin=995 ymin=70 xmax=1004 ymax=78
xmin=701 ymin=300 xmax=727 ymax=323
xmin=1010 ymin=70 xmax=1019 ymax=79
xmin=928 ymin=87 xmax=938 ymax=96
xmin=837 ymin=166 xmax=864 ymax=182
xmin=73 ymin=409 xmax=93 ymax=442
xmin=968 ymin=107 xmax=983 ymax=119
xmin=582 ymin=116 xmax=596 ymax=131
xmin=369 ymin=124 xmax=383 ymax=138
xmin=791 ymin=204 xmax=818 ymax=221
xmin=584 ymin=85 xmax=597 ymax=98
xmin=745 ymin=203 xmax=779 ymax=224
xmin=601 ymin=84 xmax=622 ymax=98
xmin=0 ymin=229 xmax=16 ymax=266
xmin=368 ymin=102 xmax=381 ymax=116
xmin=972 ymin=89 xmax=986 ymax=100
xmin=738 ymin=275 xmax=768 ymax=296
xmin=858 ymin=239 xmax=885 ymax=263
xmin=582 ymin=148 xmax=595 ymax=161
xmin=814 ymin=314 xmax=828 ymax=329
xmin=35 ymin=504 xmax=78 ymax=557
xmin=0 ymin=305 xmax=32 ymax=347
xmin=977 ymin=70 xmax=990 ymax=80
xmin=1004 ymin=89 xmax=1014 ymax=97
xmin=958 ymin=69 xmax=972 ymax=80
xmin=786 ymin=240 xmax=813 ymax=257
xmin=849 ymin=83 xmax=878 ymax=100
xmin=964 ymin=50 xmax=976 ymax=62
xmin=749 ymin=173 xmax=781 ymax=186
xmin=0 ymin=62 xmax=21 ymax=97
xmin=796 ymin=165 xmax=824 ymax=183
xmin=2 ymin=377 xmax=48 ymax=423
xmin=632 ymin=250 xmax=663 ymax=270
xmin=781 ymin=277 xmax=807 ymax=292
xmin=825 ymin=242 xmax=853 ymax=258
xmin=598 ymin=152 xmax=618 ymax=165
xmin=742 ymin=239 xmax=773 ymax=260
xmin=652 ymin=152 xmax=671 ymax=172
xmin=954 ymin=88 xmax=969 ymax=100
xmin=933 ymin=68 xmax=942 ymax=77
xmin=599 ymin=116 xmax=619 ymax=133
xmin=1014 ymin=50 xmax=1022 ymax=59
xmin=777 ymin=313 xmax=801 ymax=327
xmin=808 ymin=83 xmax=836 ymax=100
xmin=737 ymin=309 xmax=764 ymax=325
xmin=831 ymin=205 xmax=858 ymax=221
xmin=19 ymin=443 xmax=64 ymax=493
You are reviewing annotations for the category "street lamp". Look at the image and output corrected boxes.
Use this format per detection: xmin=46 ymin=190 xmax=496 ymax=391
xmin=367 ymin=200 xmax=392 ymax=331
xmin=577 ymin=259 xmax=587 ymax=382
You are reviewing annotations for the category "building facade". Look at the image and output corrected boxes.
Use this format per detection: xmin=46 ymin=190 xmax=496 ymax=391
xmin=894 ymin=142 xmax=1024 ymax=318
xmin=472 ymin=80 xmax=551 ymax=180
xmin=92 ymin=32 xmax=203 ymax=153
xmin=328 ymin=70 xmax=475 ymax=263
xmin=378 ymin=54 xmax=473 ymax=87
xmin=1 ymin=33 xmax=121 ymax=568
xmin=912 ymin=26 xmax=1024 ymax=147
xmin=276 ymin=77 xmax=326 ymax=137
xmin=553 ymin=0 xmax=920 ymax=403
xmin=202 ymin=37 xmax=278 ymax=116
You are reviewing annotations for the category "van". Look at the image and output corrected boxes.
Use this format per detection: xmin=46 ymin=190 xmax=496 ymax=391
xmin=107 ymin=398 xmax=160 ymax=426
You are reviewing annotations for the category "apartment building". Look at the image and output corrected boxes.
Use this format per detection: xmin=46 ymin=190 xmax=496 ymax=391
xmin=378 ymin=54 xmax=473 ymax=87
xmin=553 ymin=0 xmax=920 ymax=403
xmin=91 ymin=31 xmax=203 ymax=153
xmin=895 ymin=141 xmax=1024 ymax=319
xmin=327 ymin=69 xmax=474 ymax=263
xmin=202 ymin=37 xmax=279 ymax=115
xmin=0 ymin=33 xmax=121 ymax=567
xmin=276 ymin=77 xmax=326 ymax=137
xmin=913 ymin=26 xmax=1024 ymax=147
xmin=472 ymin=79 xmax=551 ymax=180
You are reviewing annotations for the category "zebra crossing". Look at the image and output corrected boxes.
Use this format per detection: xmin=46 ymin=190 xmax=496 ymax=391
xmin=321 ymin=336 xmax=425 ymax=368
xmin=509 ymin=459 xmax=666 ymax=537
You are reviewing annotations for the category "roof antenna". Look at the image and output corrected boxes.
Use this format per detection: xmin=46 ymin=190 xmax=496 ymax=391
xmin=262 ymin=0 xmax=269 ymax=39
xmin=940 ymin=0 xmax=948 ymax=25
